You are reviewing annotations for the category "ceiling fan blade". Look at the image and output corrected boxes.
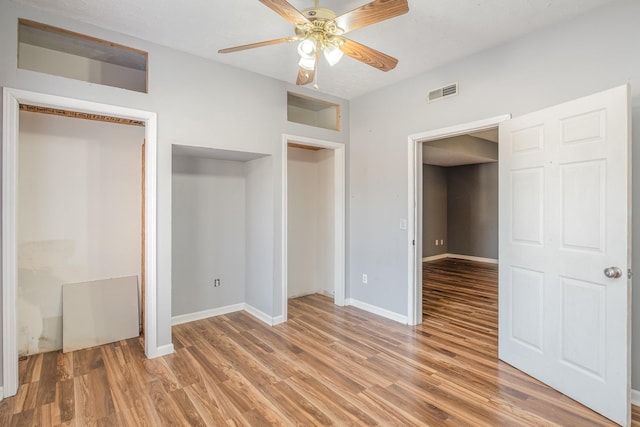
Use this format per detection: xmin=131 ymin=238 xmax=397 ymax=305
xmin=259 ymin=0 xmax=310 ymax=26
xmin=218 ymin=36 xmax=297 ymax=54
xmin=340 ymin=38 xmax=398 ymax=71
xmin=334 ymin=0 xmax=409 ymax=34
xmin=296 ymin=66 xmax=315 ymax=86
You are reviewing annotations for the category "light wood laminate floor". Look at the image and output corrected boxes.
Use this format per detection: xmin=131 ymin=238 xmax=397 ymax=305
xmin=1 ymin=257 xmax=638 ymax=425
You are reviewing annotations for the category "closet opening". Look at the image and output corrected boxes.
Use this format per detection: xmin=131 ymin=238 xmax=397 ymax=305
xmin=282 ymin=136 xmax=346 ymax=322
xmin=3 ymin=88 xmax=160 ymax=399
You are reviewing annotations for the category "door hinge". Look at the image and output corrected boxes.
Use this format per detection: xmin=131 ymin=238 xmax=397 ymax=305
xmin=412 ymin=240 xmax=415 ymax=246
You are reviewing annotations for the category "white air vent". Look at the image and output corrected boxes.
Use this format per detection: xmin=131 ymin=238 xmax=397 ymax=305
xmin=428 ymin=82 xmax=458 ymax=103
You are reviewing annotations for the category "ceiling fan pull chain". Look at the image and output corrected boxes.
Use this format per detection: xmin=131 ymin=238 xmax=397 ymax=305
xmin=313 ymin=60 xmax=319 ymax=89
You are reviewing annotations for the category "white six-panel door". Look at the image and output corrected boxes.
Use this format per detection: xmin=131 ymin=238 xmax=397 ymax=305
xmin=498 ymin=85 xmax=630 ymax=426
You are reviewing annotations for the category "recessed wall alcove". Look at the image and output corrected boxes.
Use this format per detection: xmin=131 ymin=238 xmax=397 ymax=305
xmin=171 ymin=145 xmax=275 ymax=325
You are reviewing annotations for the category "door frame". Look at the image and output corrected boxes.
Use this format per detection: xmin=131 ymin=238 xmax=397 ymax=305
xmin=406 ymin=115 xmax=511 ymax=325
xmin=281 ymin=135 xmax=345 ymax=322
xmin=2 ymin=87 xmax=160 ymax=398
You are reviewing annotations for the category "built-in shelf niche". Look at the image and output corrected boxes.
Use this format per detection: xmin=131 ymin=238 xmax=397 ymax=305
xmin=18 ymin=19 xmax=148 ymax=93
xmin=287 ymin=92 xmax=340 ymax=131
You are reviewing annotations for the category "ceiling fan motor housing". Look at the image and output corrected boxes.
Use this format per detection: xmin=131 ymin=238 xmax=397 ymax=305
xmin=302 ymin=7 xmax=337 ymax=21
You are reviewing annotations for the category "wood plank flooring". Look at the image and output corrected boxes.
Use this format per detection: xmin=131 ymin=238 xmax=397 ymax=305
xmin=1 ymin=257 xmax=637 ymax=425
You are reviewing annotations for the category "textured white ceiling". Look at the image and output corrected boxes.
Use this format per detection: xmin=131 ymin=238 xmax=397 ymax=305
xmin=13 ymin=0 xmax=619 ymax=99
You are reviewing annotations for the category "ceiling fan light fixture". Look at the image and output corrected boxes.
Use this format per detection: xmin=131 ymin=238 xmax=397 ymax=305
xmin=218 ymin=0 xmax=409 ymax=86
xmin=298 ymin=56 xmax=316 ymax=70
xmin=323 ymin=43 xmax=343 ymax=66
xmin=297 ymin=38 xmax=316 ymax=59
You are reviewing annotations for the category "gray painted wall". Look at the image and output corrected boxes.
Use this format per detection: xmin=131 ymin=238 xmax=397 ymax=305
xmin=349 ymin=0 xmax=640 ymax=388
xmin=423 ymin=162 xmax=498 ymax=259
xmin=171 ymin=155 xmax=247 ymax=317
xmin=447 ymin=163 xmax=498 ymax=259
xmin=422 ymin=165 xmax=447 ymax=257
xmin=245 ymin=156 xmax=275 ymax=316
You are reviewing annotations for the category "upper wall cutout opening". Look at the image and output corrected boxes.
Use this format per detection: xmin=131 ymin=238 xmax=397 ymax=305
xmin=287 ymin=92 xmax=340 ymax=131
xmin=18 ymin=19 xmax=148 ymax=93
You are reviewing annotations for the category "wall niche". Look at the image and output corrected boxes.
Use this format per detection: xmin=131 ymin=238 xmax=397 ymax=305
xmin=287 ymin=92 xmax=340 ymax=131
xmin=18 ymin=19 xmax=148 ymax=93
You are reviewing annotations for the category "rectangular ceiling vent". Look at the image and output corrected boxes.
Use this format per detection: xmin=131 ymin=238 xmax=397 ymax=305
xmin=428 ymin=82 xmax=458 ymax=103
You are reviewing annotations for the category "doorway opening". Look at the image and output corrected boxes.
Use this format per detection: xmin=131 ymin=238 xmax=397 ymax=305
xmin=2 ymin=88 xmax=160 ymax=399
xmin=420 ymin=130 xmax=500 ymax=347
xmin=281 ymin=135 xmax=345 ymax=322
xmin=407 ymin=115 xmax=510 ymax=325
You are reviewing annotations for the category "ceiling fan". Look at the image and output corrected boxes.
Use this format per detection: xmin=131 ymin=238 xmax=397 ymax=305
xmin=218 ymin=0 xmax=409 ymax=86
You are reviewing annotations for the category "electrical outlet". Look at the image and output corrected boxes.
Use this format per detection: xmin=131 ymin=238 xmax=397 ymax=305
xmin=440 ymin=239 xmax=444 ymax=245
xmin=399 ymin=219 xmax=407 ymax=230
xmin=362 ymin=273 xmax=368 ymax=284
xmin=435 ymin=240 xmax=439 ymax=246
xmin=214 ymin=278 xmax=221 ymax=287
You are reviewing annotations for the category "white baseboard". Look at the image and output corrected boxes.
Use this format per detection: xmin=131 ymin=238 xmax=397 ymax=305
xmin=423 ymin=253 xmax=448 ymax=262
xmin=271 ymin=315 xmax=285 ymax=326
xmin=319 ymin=289 xmax=335 ymax=298
xmin=423 ymin=253 xmax=498 ymax=264
xmin=632 ymin=389 xmax=640 ymax=406
xmin=448 ymin=253 xmax=498 ymax=264
xmin=244 ymin=304 xmax=278 ymax=326
xmin=346 ymin=298 xmax=408 ymax=324
xmin=289 ymin=290 xmax=335 ymax=299
xmin=171 ymin=303 xmax=244 ymax=326
xmin=170 ymin=303 xmax=279 ymax=328
xmin=288 ymin=290 xmax=319 ymax=299
xmin=147 ymin=343 xmax=174 ymax=359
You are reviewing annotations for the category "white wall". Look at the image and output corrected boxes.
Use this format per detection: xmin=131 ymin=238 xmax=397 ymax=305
xmin=18 ymin=111 xmax=143 ymax=355
xmin=288 ymin=148 xmax=319 ymax=297
xmin=0 ymin=0 xmax=349 ymax=377
xmin=316 ymin=149 xmax=335 ymax=296
xmin=171 ymin=155 xmax=246 ymax=316
xmin=287 ymin=147 xmax=335 ymax=298
xmin=348 ymin=0 xmax=640 ymax=387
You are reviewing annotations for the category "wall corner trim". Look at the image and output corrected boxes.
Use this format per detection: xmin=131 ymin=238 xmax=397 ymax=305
xmin=346 ymin=298 xmax=408 ymax=324
xmin=632 ymin=389 xmax=640 ymax=406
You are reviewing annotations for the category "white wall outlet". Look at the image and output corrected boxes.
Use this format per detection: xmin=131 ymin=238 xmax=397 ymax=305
xmin=362 ymin=273 xmax=368 ymax=284
xmin=440 ymin=239 xmax=444 ymax=245
xmin=435 ymin=240 xmax=439 ymax=246
xmin=399 ymin=219 xmax=407 ymax=230
xmin=214 ymin=278 xmax=221 ymax=287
